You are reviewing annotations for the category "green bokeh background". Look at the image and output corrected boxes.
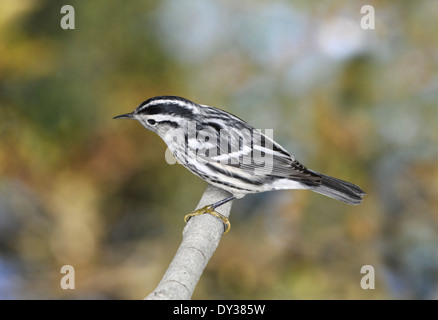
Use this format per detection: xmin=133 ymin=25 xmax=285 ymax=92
xmin=1 ymin=0 xmax=437 ymax=299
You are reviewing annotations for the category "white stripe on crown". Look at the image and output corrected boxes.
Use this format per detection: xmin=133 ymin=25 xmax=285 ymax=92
xmin=138 ymin=98 xmax=197 ymax=113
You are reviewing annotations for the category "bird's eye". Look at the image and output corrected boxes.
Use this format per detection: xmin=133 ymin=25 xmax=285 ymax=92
xmin=147 ymin=119 xmax=156 ymax=125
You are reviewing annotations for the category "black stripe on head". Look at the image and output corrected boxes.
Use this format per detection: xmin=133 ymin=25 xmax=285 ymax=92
xmin=157 ymin=120 xmax=179 ymax=128
xmin=138 ymin=95 xmax=194 ymax=107
xmin=136 ymin=96 xmax=196 ymax=119
xmin=145 ymin=104 xmax=194 ymax=119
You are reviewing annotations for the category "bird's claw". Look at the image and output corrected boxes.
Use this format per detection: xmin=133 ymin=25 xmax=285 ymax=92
xmin=184 ymin=205 xmax=231 ymax=234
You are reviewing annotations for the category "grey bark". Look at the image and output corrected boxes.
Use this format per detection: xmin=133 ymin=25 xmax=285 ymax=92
xmin=145 ymin=185 xmax=233 ymax=300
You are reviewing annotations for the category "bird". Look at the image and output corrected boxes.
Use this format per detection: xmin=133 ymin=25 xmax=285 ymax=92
xmin=114 ymin=96 xmax=365 ymax=233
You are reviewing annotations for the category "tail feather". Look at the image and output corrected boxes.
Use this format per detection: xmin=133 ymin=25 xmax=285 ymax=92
xmin=307 ymin=171 xmax=366 ymax=205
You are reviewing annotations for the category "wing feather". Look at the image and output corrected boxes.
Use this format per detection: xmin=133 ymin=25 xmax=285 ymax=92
xmin=193 ymin=119 xmax=321 ymax=183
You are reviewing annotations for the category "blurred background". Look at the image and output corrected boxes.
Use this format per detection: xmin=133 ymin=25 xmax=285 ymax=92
xmin=1 ymin=0 xmax=437 ymax=299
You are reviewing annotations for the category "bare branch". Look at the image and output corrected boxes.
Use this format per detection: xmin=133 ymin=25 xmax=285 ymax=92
xmin=145 ymin=185 xmax=233 ymax=300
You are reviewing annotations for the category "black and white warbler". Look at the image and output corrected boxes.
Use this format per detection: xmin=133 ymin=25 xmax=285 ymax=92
xmin=114 ymin=96 xmax=365 ymax=233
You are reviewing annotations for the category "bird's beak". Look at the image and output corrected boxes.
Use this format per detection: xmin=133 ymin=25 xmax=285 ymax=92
xmin=113 ymin=112 xmax=134 ymax=120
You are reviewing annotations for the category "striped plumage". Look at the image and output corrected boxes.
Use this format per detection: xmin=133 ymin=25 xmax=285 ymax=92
xmin=114 ymin=96 xmax=365 ymax=205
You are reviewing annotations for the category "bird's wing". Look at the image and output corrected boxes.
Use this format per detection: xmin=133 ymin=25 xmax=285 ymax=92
xmin=193 ymin=121 xmax=321 ymax=183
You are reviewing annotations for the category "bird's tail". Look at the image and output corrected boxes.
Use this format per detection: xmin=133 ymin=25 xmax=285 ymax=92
xmin=307 ymin=170 xmax=366 ymax=205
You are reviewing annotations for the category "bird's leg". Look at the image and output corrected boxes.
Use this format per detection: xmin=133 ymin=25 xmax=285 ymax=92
xmin=184 ymin=195 xmax=235 ymax=234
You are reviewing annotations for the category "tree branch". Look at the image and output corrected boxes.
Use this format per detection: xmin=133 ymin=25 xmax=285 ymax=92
xmin=145 ymin=185 xmax=233 ymax=300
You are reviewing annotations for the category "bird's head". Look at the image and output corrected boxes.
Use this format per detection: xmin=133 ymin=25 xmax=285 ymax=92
xmin=113 ymin=96 xmax=200 ymax=138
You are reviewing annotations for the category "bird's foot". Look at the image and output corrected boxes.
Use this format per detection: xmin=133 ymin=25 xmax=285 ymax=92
xmin=184 ymin=205 xmax=231 ymax=234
